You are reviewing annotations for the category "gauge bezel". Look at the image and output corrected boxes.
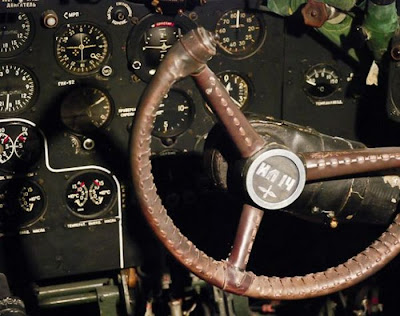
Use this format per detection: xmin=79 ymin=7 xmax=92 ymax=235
xmin=215 ymin=8 xmax=267 ymax=60
xmin=0 ymin=178 xmax=47 ymax=230
xmin=0 ymin=12 xmax=35 ymax=59
xmin=0 ymin=123 xmax=43 ymax=173
xmin=17 ymin=179 xmax=47 ymax=228
xmin=54 ymin=22 xmax=112 ymax=76
xmin=0 ymin=63 xmax=39 ymax=116
xmin=60 ymin=86 xmax=115 ymax=134
xmin=303 ymin=63 xmax=342 ymax=100
xmin=152 ymin=88 xmax=195 ymax=139
xmin=65 ymin=170 xmax=117 ymax=219
xmin=126 ymin=13 xmax=196 ymax=82
xmin=205 ymin=70 xmax=254 ymax=115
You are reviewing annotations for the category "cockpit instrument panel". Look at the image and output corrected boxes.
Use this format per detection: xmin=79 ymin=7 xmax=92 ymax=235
xmin=0 ymin=0 xmax=369 ymax=291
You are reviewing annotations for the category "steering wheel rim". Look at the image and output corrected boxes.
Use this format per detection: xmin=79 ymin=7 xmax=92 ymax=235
xmin=130 ymin=27 xmax=400 ymax=299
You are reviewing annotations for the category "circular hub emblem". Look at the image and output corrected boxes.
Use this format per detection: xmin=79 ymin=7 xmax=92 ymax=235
xmin=245 ymin=149 xmax=306 ymax=210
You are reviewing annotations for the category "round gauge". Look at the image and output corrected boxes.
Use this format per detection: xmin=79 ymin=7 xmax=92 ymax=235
xmin=153 ymin=89 xmax=194 ymax=139
xmin=89 ymin=178 xmax=112 ymax=206
xmin=215 ymin=9 xmax=266 ymax=59
xmin=304 ymin=64 xmax=341 ymax=99
xmin=18 ymin=181 xmax=46 ymax=217
xmin=106 ymin=2 xmax=133 ymax=25
xmin=66 ymin=171 xmax=116 ymax=218
xmin=0 ymin=124 xmax=42 ymax=173
xmin=0 ymin=180 xmax=46 ymax=229
xmin=0 ymin=132 xmax=14 ymax=164
xmin=55 ymin=23 xmax=110 ymax=75
xmin=60 ymin=87 xmax=113 ymax=134
xmin=206 ymin=71 xmax=252 ymax=113
xmin=0 ymin=12 xmax=34 ymax=58
xmin=0 ymin=64 xmax=38 ymax=114
xmin=67 ymin=179 xmax=89 ymax=209
xmin=127 ymin=14 xmax=196 ymax=82
xmin=13 ymin=125 xmax=42 ymax=165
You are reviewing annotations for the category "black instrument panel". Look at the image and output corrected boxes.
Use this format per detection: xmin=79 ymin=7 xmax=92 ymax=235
xmin=0 ymin=0 xmax=367 ymax=282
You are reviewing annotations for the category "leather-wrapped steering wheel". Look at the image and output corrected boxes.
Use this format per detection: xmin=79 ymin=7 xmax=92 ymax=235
xmin=130 ymin=27 xmax=400 ymax=299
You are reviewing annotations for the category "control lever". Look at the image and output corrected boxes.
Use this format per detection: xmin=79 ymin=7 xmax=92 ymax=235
xmin=0 ymin=273 xmax=27 ymax=316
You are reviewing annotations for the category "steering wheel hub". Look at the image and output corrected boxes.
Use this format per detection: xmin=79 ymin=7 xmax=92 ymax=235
xmin=244 ymin=148 xmax=306 ymax=210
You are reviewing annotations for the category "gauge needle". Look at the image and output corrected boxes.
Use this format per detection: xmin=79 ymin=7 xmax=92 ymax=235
xmin=306 ymin=79 xmax=316 ymax=86
xmin=143 ymin=44 xmax=172 ymax=50
xmin=5 ymin=94 xmax=10 ymax=111
xmin=236 ymin=10 xmax=240 ymax=28
xmin=80 ymin=34 xmax=84 ymax=62
xmin=90 ymin=53 xmax=101 ymax=60
xmin=88 ymin=96 xmax=105 ymax=109
xmin=231 ymin=97 xmax=242 ymax=108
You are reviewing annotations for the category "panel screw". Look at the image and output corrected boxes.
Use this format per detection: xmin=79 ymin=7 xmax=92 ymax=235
xmin=83 ymin=138 xmax=95 ymax=150
xmin=101 ymin=65 xmax=113 ymax=77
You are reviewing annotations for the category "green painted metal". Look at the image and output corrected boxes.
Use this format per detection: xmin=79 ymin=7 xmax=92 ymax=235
xmin=37 ymin=278 xmax=121 ymax=316
xmin=263 ymin=0 xmax=357 ymax=16
xmin=97 ymin=285 xmax=120 ymax=316
xmin=39 ymin=293 xmax=98 ymax=308
xmin=362 ymin=0 xmax=399 ymax=61
xmin=324 ymin=0 xmax=356 ymax=11
xmin=263 ymin=0 xmax=399 ymax=62
xmin=263 ymin=0 xmax=306 ymax=16
xmin=318 ymin=15 xmax=359 ymax=61
xmin=37 ymin=278 xmax=111 ymax=299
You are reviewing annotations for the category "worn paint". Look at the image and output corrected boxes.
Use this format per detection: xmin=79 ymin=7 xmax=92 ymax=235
xmin=383 ymin=176 xmax=400 ymax=189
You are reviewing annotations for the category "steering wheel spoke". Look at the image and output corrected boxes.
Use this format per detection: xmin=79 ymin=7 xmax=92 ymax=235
xmin=193 ymin=66 xmax=266 ymax=159
xmin=227 ymin=204 xmax=264 ymax=271
xmin=301 ymin=147 xmax=400 ymax=181
xmin=131 ymin=27 xmax=400 ymax=300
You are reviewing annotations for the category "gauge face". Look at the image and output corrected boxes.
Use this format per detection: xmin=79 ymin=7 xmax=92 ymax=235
xmin=304 ymin=64 xmax=341 ymax=99
xmin=215 ymin=9 xmax=266 ymax=59
xmin=18 ymin=182 xmax=45 ymax=217
xmin=13 ymin=125 xmax=42 ymax=164
xmin=60 ymin=87 xmax=113 ymax=134
xmin=0 ymin=64 xmax=38 ymax=114
xmin=55 ymin=23 xmax=110 ymax=75
xmin=66 ymin=171 xmax=116 ymax=218
xmin=0 ymin=12 xmax=33 ymax=58
xmin=127 ymin=14 xmax=195 ymax=82
xmin=0 ymin=180 xmax=46 ymax=229
xmin=0 ymin=124 xmax=42 ymax=173
xmin=153 ymin=90 xmax=194 ymax=139
xmin=89 ymin=179 xmax=112 ymax=206
xmin=0 ymin=132 xmax=14 ymax=164
xmin=106 ymin=2 xmax=133 ymax=25
xmin=218 ymin=71 xmax=251 ymax=110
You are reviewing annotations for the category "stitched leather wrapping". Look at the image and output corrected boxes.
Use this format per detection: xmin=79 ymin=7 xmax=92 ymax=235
xmin=130 ymin=27 xmax=400 ymax=299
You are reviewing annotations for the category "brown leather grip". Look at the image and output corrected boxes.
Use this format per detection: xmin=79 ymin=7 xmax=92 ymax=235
xmin=302 ymin=148 xmax=400 ymax=181
xmin=130 ymin=27 xmax=400 ymax=299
